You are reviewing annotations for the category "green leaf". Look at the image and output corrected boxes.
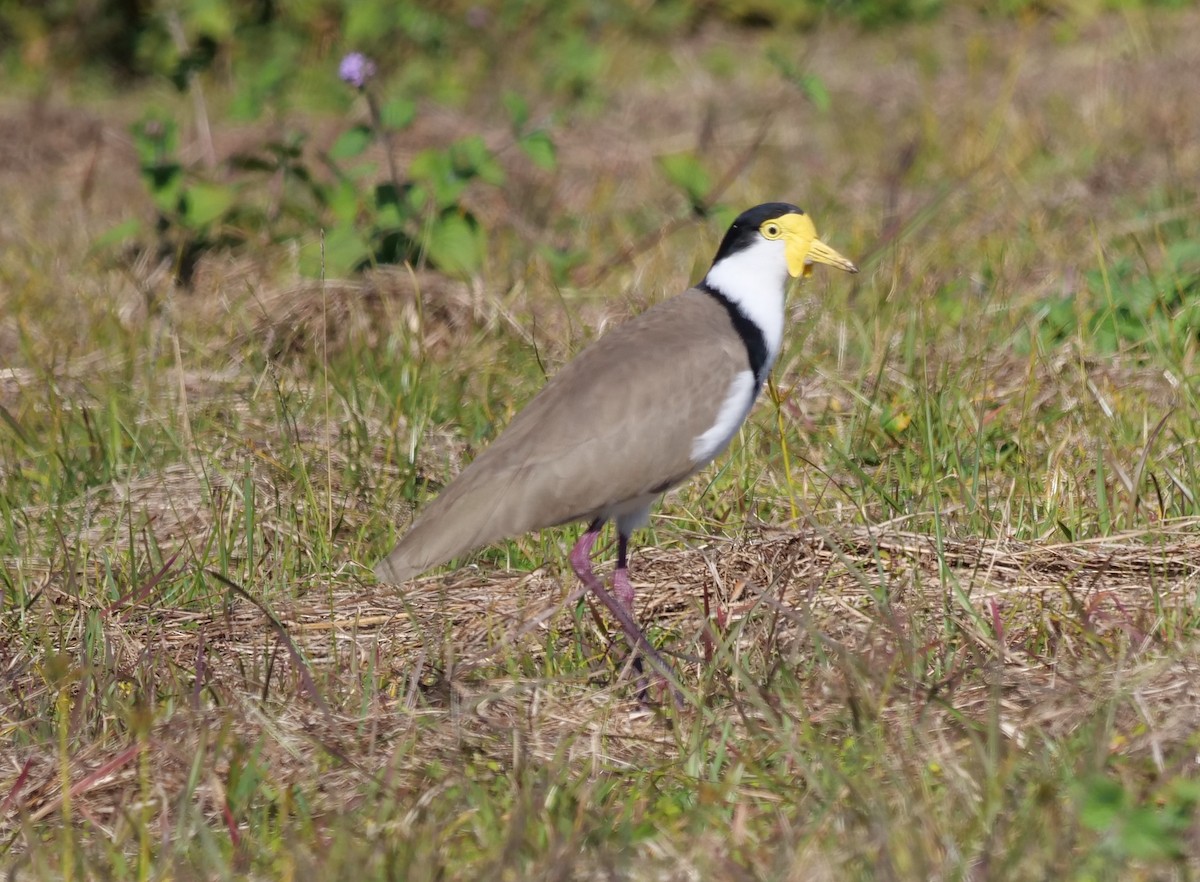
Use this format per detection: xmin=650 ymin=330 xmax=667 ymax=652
xmin=425 ymin=213 xmax=483 ymax=277
xmin=658 ymin=152 xmax=711 ymax=208
xmin=406 ymin=183 xmax=429 ymax=214
xmin=1042 ymin=296 xmax=1077 ymax=341
xmin=300 ymin=225 xmax=371 ymax=278
xmin=768 ymin=49 xmax=832 ymax=110
xmin=143 ymin=159 xmax=183 ymax=197
xmin=518 ymin=131 xmax=557 ymax=171
xmin=451 ymin=136 xmax=505 ymax=186
xmin=537 ymin=244 xmax=586 ymax=285
xmin=90 ymin=219 xmax=143 ymax=253
xmin=1168 ymin=778 xmax=1200 ymax=807
xmin=183 ymin=182 xmax=235 ymax=228
xmin=1078 ymin=775 xmax=1126 ymax=831
xmin=1120 ymin=806 xmax=1182 ymax=860
xmin=380 ymin=98 xmax=416 ymax=131
xmin=345 ymin=0 xmax=390 ymax=45
xmin=1167 ymin=238 xmax=1200 ymax=267
xmin=329 ymin=181 xmax=361 ymax=225
xmin=147 ymin=175 xmax=185 ymax=217
xmin=409 ymin=150 xmax=464 ymax=210
xmin=800 ymin=73 xmax=831 ymax=112
xmin=882 ymin=410 xmax=912 ymax=435
xmin=229 ymin=88 xmax=264 ymax=123
xmin=374 ymin=183 xmax=411 ymax=228
xmin=407 ymin=149 xmax=444 ymax=182
xmin=329 ymin=125 xmax=372 ymax=161
xmin=503 ymin=91 xmax=529 ymax=130
xmin=229 ymin=45 xmax=299 ymax=121
xmin=186 ymin=0 xmax=235 ymax=40
xmin=132 ymin=117 xmax=178 ymax=165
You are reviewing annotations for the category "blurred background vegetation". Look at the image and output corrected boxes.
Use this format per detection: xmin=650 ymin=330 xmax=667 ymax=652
xmin=3 ymin=0 xmax=1195 ymax=283
xmin=4 ymin=0 xmax=1194 ymax=93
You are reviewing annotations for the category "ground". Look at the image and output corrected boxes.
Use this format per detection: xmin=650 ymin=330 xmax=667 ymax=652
xmin=2 ymin=6 xmax=1200 ymax=880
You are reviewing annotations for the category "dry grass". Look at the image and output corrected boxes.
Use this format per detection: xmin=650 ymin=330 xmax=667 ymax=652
xmin=3 ymin=5 xmax=1200 ymax=879
xmin=6 ymin=519 xmax=1200 ymax=839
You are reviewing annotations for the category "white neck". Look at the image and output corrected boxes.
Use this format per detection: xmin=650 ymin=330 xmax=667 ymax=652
xmin=702 ymin=236 xmax=789 ymax=372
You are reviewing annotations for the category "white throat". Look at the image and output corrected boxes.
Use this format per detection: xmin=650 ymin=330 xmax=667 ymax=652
xmin=702 ymin=236 xmax=789 ymax=373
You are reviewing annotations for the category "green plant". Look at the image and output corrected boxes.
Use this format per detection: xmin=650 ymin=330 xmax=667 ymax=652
xmin=117 ymin=116 xmax=241 ymax=284
xmin=1077 ymin=774 xmax=1200 ymax=862
xmin=298 ymin=63 xmax=558 ymax=277
xmin=1029 ymin=237 xmax=1200 ymax=356
xmin=112 ymin=56 xmax=558 ymax=281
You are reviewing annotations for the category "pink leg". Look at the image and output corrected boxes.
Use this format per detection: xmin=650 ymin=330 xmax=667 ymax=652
xmin=567 ymin=521 xmax=603 ymax=585
xmin=612 ymin=531 xmax=634 ymax=612
xmin=568 ymin=520 xmax=681 ymax=704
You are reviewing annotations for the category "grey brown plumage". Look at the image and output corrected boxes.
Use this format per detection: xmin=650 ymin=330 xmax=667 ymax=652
xmin=374 ymin=203 xmax=857 ymax=698
xmin=374 ymin=287 xmax=750 ymax=583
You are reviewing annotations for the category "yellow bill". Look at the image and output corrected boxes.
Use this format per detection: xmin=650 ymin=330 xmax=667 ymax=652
xmin=777 ymin=212 xmax=858 ymax=278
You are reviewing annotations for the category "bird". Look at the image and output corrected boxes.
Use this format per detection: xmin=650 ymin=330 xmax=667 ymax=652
xmin=375 ymin=202 xmax=857 ymax=691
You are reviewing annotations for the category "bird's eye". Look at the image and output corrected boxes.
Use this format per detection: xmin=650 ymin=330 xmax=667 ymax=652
xmin=763 ymin=223 xmax=781 ymax=238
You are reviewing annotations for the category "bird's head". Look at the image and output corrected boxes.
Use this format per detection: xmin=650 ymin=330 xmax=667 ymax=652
xmin=708 ymin=202 xmax=858 ymax=282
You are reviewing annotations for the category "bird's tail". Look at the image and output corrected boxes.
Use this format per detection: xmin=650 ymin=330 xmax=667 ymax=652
xmin=373 ymin=547 xmax=425 ymax=584
xmin=372 ymin=507 xmax=486 ymax=583
xmin=372 ymin=462 xmax=530 ymax=584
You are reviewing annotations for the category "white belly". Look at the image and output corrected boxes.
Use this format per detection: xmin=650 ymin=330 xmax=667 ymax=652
xmin=690 ymin=370 xmax=758 ymax=465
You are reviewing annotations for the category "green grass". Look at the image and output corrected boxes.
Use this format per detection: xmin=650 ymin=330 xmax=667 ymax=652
xmin=4 ymin=6 xmax=1200 ymax=880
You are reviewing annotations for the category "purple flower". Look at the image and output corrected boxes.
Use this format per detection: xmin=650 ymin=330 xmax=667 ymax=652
xmin=339 ymin=53 xmax=377 ymax=90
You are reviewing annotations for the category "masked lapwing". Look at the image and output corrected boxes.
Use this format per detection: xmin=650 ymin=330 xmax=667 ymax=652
xmin=375 ymin=202 xmax=857 ymax=692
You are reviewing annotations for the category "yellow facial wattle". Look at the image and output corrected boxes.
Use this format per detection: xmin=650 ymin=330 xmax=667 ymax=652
xmin=766 ymin=212 xmax=858 ymax=278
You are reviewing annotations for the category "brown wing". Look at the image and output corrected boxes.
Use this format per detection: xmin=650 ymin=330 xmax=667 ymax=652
xmin=374 ymin=288 xmax=753 ymax=582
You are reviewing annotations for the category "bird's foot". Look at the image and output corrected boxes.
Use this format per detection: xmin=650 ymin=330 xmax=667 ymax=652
xmin=628 ymin=656 xmax=682 ymax=709
xmin=568 ymin=527 xmax=684 ymax=707
xmin=609 ymin=566 xmax=665 ymax=705
xmin=612 ymin=565 xmax=635 ymax=614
